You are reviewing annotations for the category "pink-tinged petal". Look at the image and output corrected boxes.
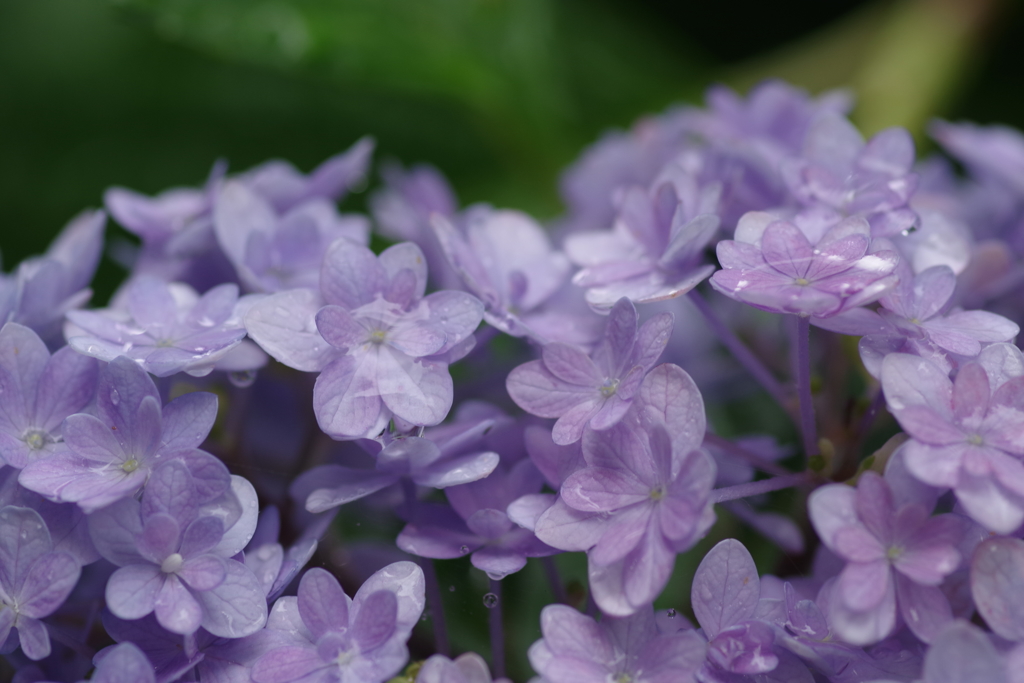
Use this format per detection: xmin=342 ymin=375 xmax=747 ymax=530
xmin=761 ymin=221 xmax=814 ymax=279
xmin=106 ymin=564 xmax=164 ymax=620
xmin=154 ymin=574 xmax=203 ymax=634
xmin=881 ymin=353 xmax=954 ymax=417
xmin=896 ymin=575 xmax=952 ymax=644
xmin=376 ymin=350 xmax=452 ymax=427
xmin=589 ymin=503 xmax=651 ymax=566
xmin=834 ymin=526 xmax=886 ymax=563
xmin=971 ymin=537 xmax=1024 ymax=641
xmin=691 ymin=539 xmax=760 ymax=638
xmin=313 ymin=354 xmax=385 ymax=440
xmin=854 ymin=471 xmax=895 ymax=541
xmin=902 ymin=440 xmax=963 ymax=488
xmin=955 ymin=469 xmax=1024 ymax=534
xmin=807 ymin=484 xmax=858 ymax=550
xmin=195 ymin=560 xmax=268 ymax=638
xmin=923 ymin=620 xmax=1008 ymax=683
xmin=506 ymin=361 xmax=594 ymax=419
xmin=17 ymin=551 xmax=80 ymax=619
xmin=251 ymin=645 xmax=325 ymax=683
xmin=542 ymin=343 xmax=603 ymax=386
xmin=178 ymin=554 xmax=227 ymax=591
xmin=837 ymin=560 xmax=890 ymax=612
xmin=320 ymin=240 xmax=386 ymax=309
xmin=635 ymin=363 xmax=706 ymax=457
xmin=952 ymin=363 xmax=991 ymax=429
xmin=826 ymin=574 xmax=897 ymax=646
xmin=534 ymin=497 xmax=607 ymax=552
xmin=314 ymin=305 xmax=367 ymax=350
xmin=562 ymin=467 xmax=649 ymax=513
xmin=894 ymin=406 xmax=966 ymax=446
xmin=298 ymin=567 xmax=351 ymax=640
xmin=244 ymin=289 xmax=334 ymax=372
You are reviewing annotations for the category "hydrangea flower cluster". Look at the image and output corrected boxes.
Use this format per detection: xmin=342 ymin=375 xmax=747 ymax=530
xmin=7 ymin=78 xmax=1024 ymax=683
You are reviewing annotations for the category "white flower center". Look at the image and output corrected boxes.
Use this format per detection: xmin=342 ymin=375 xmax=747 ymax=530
xmin=161 ymin=553 xmax=184 ymax=574
xmin=23 ymin=430 xmax=48 ymax=450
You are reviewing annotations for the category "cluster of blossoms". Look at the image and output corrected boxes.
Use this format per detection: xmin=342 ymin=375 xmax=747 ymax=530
xmin=6 ymin=79 xmax=1024 ymax=682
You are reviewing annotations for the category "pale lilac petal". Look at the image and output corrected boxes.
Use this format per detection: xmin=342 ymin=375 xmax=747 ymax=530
xmin=179 ymin=554 xmax=226 ymax=591
xmin=250 ymin=645 xmax=325 ymax=683
xmin=88 ymin=497 xmax=144 ymax=565
xmin=16 ymin=615 xmax=51 ymax=661
xmin=825 ymin=574 xmax=897 ymax=646
xmin=298 ymin=466 xmax=396 ymax=513
xmin=534 ymin=497 xmax=608 ymax=552
xmin=209 ymin=475 xmax=260 ymax=557
xmin=970 ymin=537 xmax=1024 ymax=641
xmin=881 ymin=353 xmax=954 ymax=416
xmin=922 ymin=620 xmax=1007 ymax=683
xmin=588 ymin=502 xmax=651 ymax=567
xmin=955 ymin=468 xmax=1024 ymax=534
xmin=413 ymin=451 xmax=500 ymax=489
xmin=506 ymin=361 xmax=594 ymax=419
xmin=562 ymin=467 xmax=649 ymax=513
xmin=32 ymin=344 xmax=98 ymax=434
xmin=298 ymin=567 xmax=350 ymax=640
xmin=244 ymin=289 xmax=334 ymax=372
xmin=422 ymin=291 xmax=484 ymax=354
xmin=160 ymin=392 xmax=218 ymax=452
xmin=355 ymin=560 xmax=425 ymax=635
xmin=896 ymin=574 xmax=952 ymax=644
xmin=807 ymin=484 xmax=858 ymax=550
xmin=61 ymin=413 xmax=124 ymax=462
xmin=321 ymin=240 xmax=386 ymax=309
xmin=142 ymin=460 xmax=197 ymax=523
xmin=539 ymin=604 xmax=615 ymax=662
xmin=377 ymin=350 xmax=452 ymax=427
xmin=543 ymin=343 xmax=603 ymax=386
xmin=314 ymin=305 xmax=367 ymax=351
xmin=902 ymin=440 xmax=963 ymax=488
xmin=154 ymin=574 xmax=203 ymax=634
xmin=0 ymin=506 xmax=51 ymax=589
xmin=635 ymin=363 xmax=706 ymax=457
xmin=895 ymin=406 xmax=966 ymax=445
xmin=621 ymin=523 xmax=676 ymax=609
xmin=107 ymin=564 xmax=164 ymax=620
xmin=838 ymin=560 xmax=890 ymax=611
xmin=691 ymin=538 xmax=760 ymax=638
xmin=353 ymin=589 xmax=398 ymax=651
xmin=17 ymin=551 xmax=81 ymax=619
xmin=91 ymin=642 xmax=158 ymax=683
xmin=136 ymin=514 xmax=181 ymax=565
xmin=195 ymin=560 xmax=268 ymax=638
xmin=313 ymin=354 xmax=385 ymax=439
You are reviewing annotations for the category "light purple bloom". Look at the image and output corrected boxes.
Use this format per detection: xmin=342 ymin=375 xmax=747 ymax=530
xmin=0 ymin=323 xmax=97 ymax=469
xmin=19 ymin=356 xmax=228 ymax=513
xmin=970 ymin=537 xmax=1024 ymax=643
xmin=814 ymin=261 xmax=1018 ymax=378
xmin=711 ymin=211 xmax=899 ymax=318
xmin=0 ymin=210 xmax=106 ymax=344
xmin=431 ymin=208 xmax=571 ymax=338
xmin=534 ymin=364 xmax=716 ymax=616
xmin=294 ymin=414 xmax=500 ymax=514
xmin=246 ymin=240 xmax=484 ymax=439
xmin=781 ymin=114 xmax=919 ymax=237
xmin=250 ymin=562 xmax=425 ymax=683
xmin=506 ymin=297 xmax=673 ymax=445
xmin=564 ymin=181 xmax=719 ymax=310
xmin=416 ymin=653 xmax=507 ymax=683
xmin=65 ymin=276 xmax=254 ymax=378
xmin=83 ymin=642 xmax=157 ymax=683
xmin=89 ymin=460 xmax=265 ymax=637
xmin=0 ymin=506 xmax=81 ymax=660
xmin=808 ymin=472 xmax=964 ymax=645
xmin=214 ymin=181 xmax=369 ymax=293
xmin=881 ymin=347 xmax=1024 ymax=533
xmin=930 ymin=120 xmax=1024 ymax=196
xmin=527 ymin=604 xmax=706 ymax=683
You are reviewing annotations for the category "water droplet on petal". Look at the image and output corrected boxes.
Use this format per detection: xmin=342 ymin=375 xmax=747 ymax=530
xmin=109 ymin=389 xmax=120 ymax=405
xmin=482 ymin=593 xmax=498 ymax=609
xmin=666 ymin=609 xmax=677 ymax=618
xmin=228 ymin=369 xmax=257 ymax=388
xmin=459 ymin=545 xmax=469 ymax=554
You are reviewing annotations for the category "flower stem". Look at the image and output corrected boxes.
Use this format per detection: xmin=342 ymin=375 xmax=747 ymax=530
xmin=488 ymin=578 xmax=506 ymax=679
xmin=687 ymin=290 xmax=794 ymax=420
xmin=795 ymin=316 xmax=818 ymax=458
xmin=710 ymin=472 xmax=813 ymax=504
xmin=703 ymin=432 xmax=790 ymax=477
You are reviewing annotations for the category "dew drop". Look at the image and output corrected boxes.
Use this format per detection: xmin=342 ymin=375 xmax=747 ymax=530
xmin=459 ymin=545 xmax=469 ymax=554
xmin=228 ymin=369 xmax=258 ymax=388
xmin=448 ymin=585 xmax=455 ymax=592
xmin=666 ymin=609 xmax=677 ymax=618
xmin=482 ymin=593 xmax=498 ymax=609
xmin=901 ymin=226 xmax=918 ymax=237
xmin=109 ymin=389 xmax=120 ymax=405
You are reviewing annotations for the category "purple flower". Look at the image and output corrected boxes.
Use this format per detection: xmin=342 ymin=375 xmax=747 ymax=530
xmin=294 ymin=413 xmax=500 ymax=514
xmin=809 ymin=472 xmax=964 ymax=645
xmin=881 ymin=347 xmax=1024 ymax=533
xmin=250 ymin=562 xmax=424 ymax=683
xmin=930 ymin=120 xmax=1024 ymax=196
xmin=0 ymin=210 xmax=106 ymax=345
xmin=527 ymin=604 xmax=706 ymax=683
xmin=0 ymin=323 xmax=97 ymax=469
xmin=431 ymin=208 xmax=571 ymax=338
xmin=534 ymin=364 xmax=715 ymax=615
xmin=245 ymin=240 xmax=484 ymax=439
xmin=83 ymin=642 xmax=157 ymax=683
xmin=0 ymin=506 xmax=81 ymax=660
xmin=214 ymin=181 xmax=370 ymax=293
xmin=564 ymin=182 xmax=719 ymax=310
xmin=65 ymin=276 xmax=254 ymax=378
xmin=19 ymin=356 xmax=229 ymax=512
xmin=970 ymin=537 xmax=1024 ymax=643
xmin=506 ymin=297 xmax=673 ymax=445
xmin=416 ymin=653 xmax=507 ymax=683
xmin=89 ymin=460 xmax=265 ymax=637
xmin=814 ymin=261 xmax=1018 ymax=378
xmin=711 ymin=211 xmax=899 ymax=318
xmin=781 ymin=114 xmax=919 ymax=237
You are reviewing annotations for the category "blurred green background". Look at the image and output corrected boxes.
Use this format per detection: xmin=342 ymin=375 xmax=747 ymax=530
xmin=2 ymin=0 xmax=1020 ymax=292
